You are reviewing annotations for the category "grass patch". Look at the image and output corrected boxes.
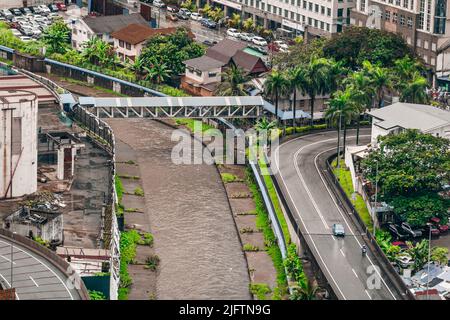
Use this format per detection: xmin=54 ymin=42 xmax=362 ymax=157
xmin=118 ymin=230 xmax=141 ymax=300
xmin=245 ymin=168 xmax=288 ymax=299
xmin=175 ymin=119 xmax=220 ymax=136
xmin=125 ymin=207 xmax=140 ymax=213
xmin=89 ymin=290 xmax=106 ymax=300
xmin=250 ymin=283 xmax=272 ymax=300
xmin=139 ymin=233 xmax=154 ymax=246
xmin=221 ymin=172 xmax=241 ymax=183
xmin=62 ymin=77 xmax=128 ymax=97
xmin=258 ymin=157 xmax=291 ymax=244
xmin=134 ymin=187 xmax=144 ymax=197
xmin=144 ymin=255 xmax=160 ymax=271
xmin=331 ymin=159 xmax=373 ymax=233
xmin=115 ymin=176 xmax=124 ymax=202
xmin=119 ymin=174 xmax=140 ymax=180
xmin=243 ymin=243 xmax=260 ymax=251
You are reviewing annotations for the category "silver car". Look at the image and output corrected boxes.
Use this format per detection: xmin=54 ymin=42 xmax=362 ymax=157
xmin=332 ymin=223 xmax=345 ymax=237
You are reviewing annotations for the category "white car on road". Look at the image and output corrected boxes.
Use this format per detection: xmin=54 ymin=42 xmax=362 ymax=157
xmin=239 ymin=32 xmax=255 ymax=42
xmin=226 ymin=28 xmax=240 ymax=38
xmin=252 ymin=36 xmax=267 ymax=46
xmin=179 ymin=8 xmax=191 ymax=16
xmin=190 ymin=12 xmax=202 ymax=21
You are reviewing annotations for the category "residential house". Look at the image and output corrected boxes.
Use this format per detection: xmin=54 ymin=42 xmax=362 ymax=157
xmin=70 ymin=13 xmax=148 ymax=51
xmin=181 ymin=39 xmax=268 ymax=96
xmin=111 ymin=25 xmax=180 ymax=62
xmin=367 ymin=102 xmax=450 ymax=145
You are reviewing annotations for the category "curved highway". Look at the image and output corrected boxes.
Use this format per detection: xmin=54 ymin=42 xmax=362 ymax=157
xmin=0 ymin=235 xmax=82 ymax=300
xmin=273 ymin=129 xmax=400 ymax=300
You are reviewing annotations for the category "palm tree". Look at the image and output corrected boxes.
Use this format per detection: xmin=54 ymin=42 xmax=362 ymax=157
xmin=143 ymin=63 xmax=172 ymax=84
xmin=345 ymin=71 xmax=374 ymax=144
xmin=254 ymin=117 xmax=277 ymax=132
xmin=42 ymin=25 xmax=69 ymax=54
xmin=264 ymin=69 xmax=289 ymax=125
xmin=400 ymin=72 xmax=428 ymax=103
xmin=290 ymin=280 xmax=319 ymax=300
xmin=209 ymin=7 xmax=224 ymax=22
xmin=325 ymin=89 xmax=358 ymax=163
xmin=362 ymin=60 xmax=392 ymax=109
xmin=227 ymin=13 xmax=241 ymax=28
xmin=215 ymin=65 xmax=250 ymax=96
xmin=287 ymin=66 xmax=304 ymax=129
xmin=242 ymin=18 xmax=256 ymax=32
xmin=297 ymin=57 xmax=333 ymax=126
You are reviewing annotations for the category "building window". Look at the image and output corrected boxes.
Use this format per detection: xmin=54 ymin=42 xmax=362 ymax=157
xmin=12 ymin=118 xmax=21 ymax=155
xmin=360 ymin=0 xmax=366 ymax=11
xmin=407 ymin=16 xmax=413 ymax=27
xmin=403 ymin=0 xmax=409 ymax=6
xmin=434 ymin=0 xmax=446 ymax=34
xmin=385 ymin=10 xmax=391 ymax=20
xmin=208 ymin=72 xmax=217 ymax=77
xmin=400 ymin=14 xmax=405 ymax=24
xmin=303 ymin=0 xmax=307 ymax=9
xmin=315 ymin=4 xmax=319 ymax=12
xmin=424 ymin=40 xmax=429 ymax=49
xmin=308 ymin=17 xmax=312 ymax=25
xmin=119 ymin=40 xmax=124 ymax=47
xmin=126 ymin=43 xmax=131 ymax=50
xmin=395 ymin=0 xmax=400 ymax=5
xmin=338 ymin=8 xmax=343 ymax=16
xmin=284 ymin=9 xmax=288 ymax=17
xmin=321 ymin=5 xmax=325 ymax=14
xmin=393 ymin=12 xmax=398 ymax=22
xmin=327 ymin=7 xmax=331 ymax=16
xmin=410 ymin=0 xmax=414 ymax=9
xmin=309 ymin=2 xmax=313 ymax=10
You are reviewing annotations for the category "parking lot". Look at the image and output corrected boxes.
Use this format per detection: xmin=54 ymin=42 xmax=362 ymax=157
xmin=0 ymin=2 xmax=70 ymax=42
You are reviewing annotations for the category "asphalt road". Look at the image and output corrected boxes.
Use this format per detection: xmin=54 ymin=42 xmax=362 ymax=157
xmin=273 ymin=129 xmax=400 ymax=300
xmin=0 ymin=236 xmax=81 ymax=300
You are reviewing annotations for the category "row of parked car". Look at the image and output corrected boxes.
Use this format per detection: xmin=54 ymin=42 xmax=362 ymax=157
xmin=387 ymin=217 xmax=449 ymax=241
xmin=1 ymin=4 xmax=65 ymax=42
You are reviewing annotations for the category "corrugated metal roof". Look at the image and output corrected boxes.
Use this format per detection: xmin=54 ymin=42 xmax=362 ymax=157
xmin=79 ymin=96 xmax=265 ymax=107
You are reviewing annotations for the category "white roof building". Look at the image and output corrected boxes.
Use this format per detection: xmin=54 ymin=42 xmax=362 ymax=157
xmin=367 ymin=103 xmax=450 ymax=146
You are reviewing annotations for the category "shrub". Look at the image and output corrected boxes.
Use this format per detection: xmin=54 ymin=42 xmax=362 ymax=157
xmin=145 ymin=255 xmax=160 ymax=271
xmin=243 ymin=243 xmax=260 ymax=251
xmin=89 ymin=290 xmax=106 ymax=300
xmin=134 ymin=187 xmax=144 ymax=197
xmin=221 ymin=172 xmax=239 ymax=183
xmin=249 ymin=283 xmax=272 ymax=300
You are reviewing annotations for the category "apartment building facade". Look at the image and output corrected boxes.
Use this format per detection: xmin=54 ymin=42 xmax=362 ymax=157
xmin=351 ymin=0 xmax=450 ymax=71
xmin=204 ymin=0 xmax=355 ymax=36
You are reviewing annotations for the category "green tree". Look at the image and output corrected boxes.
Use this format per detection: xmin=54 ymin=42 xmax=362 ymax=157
xmin=362 ymin=60 xmax=392 ymax=109
xmin=286 ymin=66 xmax=304 ymax=128
xmin=297 ymin=57 xmax=334 ymax=126
xmin=264 ymin=69 xmax=289 ymax=124
xmin=242 ymin=18 xmax=256 ymax=32
xmin=42 ymin=20 xmax=70 ymax=54
xmin=406 ymin=240 xmax=430 ymax=272
xmin=431 ymin=247 xmax=449 ymax=265
xmin=82 ymin=36 xmax=116 ymax=67
xmin=209 ymin=7 xmax=224 ymax=22
xmin=227 ymin=13 xmax=241 ymax=28
xmin=325 ymin=89 xmax=358 ymax=161
xmin=143 ymin=62 xmax=172 ymax=84
xmin=399 ymin=71 xmax=428 ymax=104
xmin=215 ymin=65 xmax=249 ymax=96
xmin=290 ymin=280 xmax=318 ymax=300
xmin=254 ymin=117 xmax=277 ymax=133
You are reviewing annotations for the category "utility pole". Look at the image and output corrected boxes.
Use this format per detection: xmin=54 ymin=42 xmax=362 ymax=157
xmin=337 ymin=111 xmax=342 ymax=181
xmin=372 ymin=160 xmax=378 ymax=235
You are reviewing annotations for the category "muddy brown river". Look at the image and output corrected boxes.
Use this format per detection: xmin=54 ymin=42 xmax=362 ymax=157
xmin=107 ymin=119 xmax=251 ymax=300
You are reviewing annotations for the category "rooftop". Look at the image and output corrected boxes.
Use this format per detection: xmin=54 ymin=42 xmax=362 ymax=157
xmin=206 ymin=38 xmax=247 ymax=64
xmin=368 ymin=102 xmax=450 ymax=132
xmin=82 ymin=13 xmax=148 ymax=35
xmin=184 ymin=55 xmax=225 ymax=71
xmin=111 ymin=25 xmax=179 ymax=45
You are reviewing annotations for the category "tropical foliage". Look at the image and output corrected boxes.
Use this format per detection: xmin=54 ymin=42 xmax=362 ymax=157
xmin=215 ymin=65 xmax=250 ymax=96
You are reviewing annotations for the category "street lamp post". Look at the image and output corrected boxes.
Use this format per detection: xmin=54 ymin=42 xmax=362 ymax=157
xmin=372 ymin=160 xmax=378 ymax=235
xmin=337 ymin=111 xmax=342 ymax=181
xmin=426 ymin=222 xmax=432 ymax=300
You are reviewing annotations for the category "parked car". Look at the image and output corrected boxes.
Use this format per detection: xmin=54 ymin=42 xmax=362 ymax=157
xmin=400 ymin=222 xmax=422 ymax=238
xmin=1 ymin=9 xmax=14 ymax=20
xmin=391 ymin=241 xmax=408 ymax=250
xmin=430 ymin=217 xmax=449 ymax=233
xmin=226 ymin=28 xmax=240 ymax=38
xmin=200 ymin=18 xmax=216 ymax=28
xmin=179 ymin=8 xmax=191 ymax=16
xmin=37 ymin=5 xmax=51 ymax=15
xmin=153 ymin=0 xmax=166 ymax=8
xmin=388 ymin=223 xmax=409 ymax=240
xmin=10 ymin=8 xmax=23 ymax=16
xmin=239 ymin=32 xmax=255 ymax=42
xmin=48 ymin=4 xmax=59 ymax=12
xmin=55 ymin=2 xmax=67 ymax=11
xmin=332 ymin=223 xmax=345 ymax=237
xmin=422 ymin=224 xmax=441 ymax=237
xmin=202 ymin=39 xmax=217 ymax=46
xmin=396 ymin=253 xmax=414 ymax=269
xmin=252 ymin=36 xmax=268 ymax=46
xmin=19 ymin=26 xmax=34 ymax=37
xmin=190 ymin=12 xmax=202 ymax=21
xmin=19 ymin=7 xmax=32 ymax=15
xmin=19 ymin=35 xmax=34 ymax=42
xmin=167 ymin=5 xmax=179 ymax=12
xmin=176 ymin=12 xmax=189 ymax=20
xmin=166 ymin=13 xmax=178 ymax=21
xmin=274 ymin=40 xmax=289 ymax=50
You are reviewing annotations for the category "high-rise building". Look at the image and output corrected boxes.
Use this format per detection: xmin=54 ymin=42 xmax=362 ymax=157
xmin=351 ymin=0 xmax=450 ymax=72
xmin=202 ymin=0 xmax=355 ymax=37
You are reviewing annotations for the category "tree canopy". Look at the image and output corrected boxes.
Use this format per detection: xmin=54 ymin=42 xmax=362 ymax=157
xmin=322 ymin=27 xmax=416 ymax=70
xmin=361 ymin=130 xmax=450 ymax=226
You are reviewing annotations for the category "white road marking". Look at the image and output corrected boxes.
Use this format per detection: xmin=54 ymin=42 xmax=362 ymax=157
xmin=0 ymin=239 xmax=74 ymax=300
xmin=365 ymin=290 xmax=373 ymax=300
xmin=274 ymin=140 xmax=347 ymax=300
xmin=313 ymin=143 xmax=397 ymax=300
xmin=352 ymin=268 xmax=359 ymax=278
xmin=29 ymin=276 xmax=39 ymax=287
xmin=0 ymin=274 xmax=20 ymax=300
xmin=0 ymin=255 xmax=16 ymax=265
xmin=340 ymin=248 xmax=346 ymax=257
